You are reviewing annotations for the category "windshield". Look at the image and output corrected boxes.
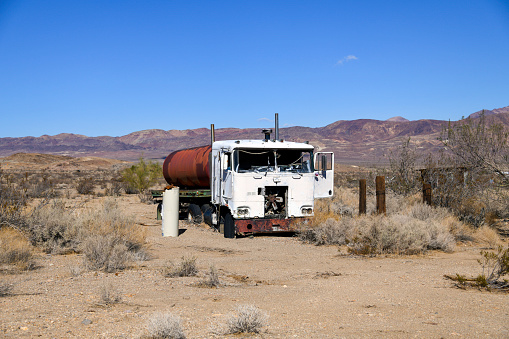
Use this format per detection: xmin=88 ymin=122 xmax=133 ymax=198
xmin=234 ymin=149 xmax=312 ymax=173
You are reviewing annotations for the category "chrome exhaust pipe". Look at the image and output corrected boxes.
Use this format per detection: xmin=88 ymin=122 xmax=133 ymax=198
xmin=275 ymin=113 xmax=279 ymax=140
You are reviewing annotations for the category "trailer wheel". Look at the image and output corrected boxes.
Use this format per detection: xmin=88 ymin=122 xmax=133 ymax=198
xmin=187 ymin=204 xmax=203 ymax=224
xmin=224 ymin=212 xmax=235 ymax=239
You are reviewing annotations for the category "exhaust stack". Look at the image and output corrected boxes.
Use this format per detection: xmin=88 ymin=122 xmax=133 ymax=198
xmin=210 ymin=124 xmax=215 ymax=145
xmin=275 ymin=113 xmax=279 ymax=140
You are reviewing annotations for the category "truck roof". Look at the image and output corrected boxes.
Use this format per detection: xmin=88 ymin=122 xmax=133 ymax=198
xmin=212 ymin=139 xmax=315 ymax=151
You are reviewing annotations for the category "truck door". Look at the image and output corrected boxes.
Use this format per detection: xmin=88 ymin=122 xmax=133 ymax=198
xmin=221 ymin=151 xmax=233 ymax=203
xmin=314 ymin=152 xmax=334 ymax=198
xmin=211 ymin=150 xmax=221 ymax=204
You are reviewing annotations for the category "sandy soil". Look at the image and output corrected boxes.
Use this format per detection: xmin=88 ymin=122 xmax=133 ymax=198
xmin=1 ymin=195 xmax=508 ymax=338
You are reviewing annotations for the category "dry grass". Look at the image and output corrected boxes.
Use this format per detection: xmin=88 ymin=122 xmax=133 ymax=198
xmin=81 ymin=235 xmax=131 ymax=272
xmin=1 ymin=166 xmax=149 ymax=273
xmin=98 ymin=283 xmax=123 ymax=305
xmin=303 ymin=189 xmax=459 ymax=255
xmin=79 ymin=199 xmax=147 ymax=253
xmin=197 ymin=265 xmax=221 ymax=288
xmin=474 ymin=226 xmax=503 ymax=249
xmin=164 ymin=256 xmax=198 ymax=278
xmin=26 ymin=198 xmax=149 ymax=272
xmin=145 ymin=312 xmax=186 ymax=339
xmin=0 ymin=227 xmax=34 ymax=270
xmin=29 ymin=200 xmax=81 ymax=253
xmin=224 ymin=304 xmax=268 ymax=334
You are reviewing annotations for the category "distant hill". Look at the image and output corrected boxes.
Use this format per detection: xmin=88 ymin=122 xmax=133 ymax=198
xmin=1 ymin=106 xmax=508 ymax=164
xmin=0 ymin=152 xmax=127 ymax=171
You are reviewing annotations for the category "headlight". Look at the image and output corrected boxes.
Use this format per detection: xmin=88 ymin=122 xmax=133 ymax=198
xmin=237 ymin=208 xmax=250 ymax=217
xmin=301 ymin=207 xmax=313 ymax=215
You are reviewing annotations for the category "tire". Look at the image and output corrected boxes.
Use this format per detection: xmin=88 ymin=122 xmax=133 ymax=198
xmin=201 ymin=204 xmax=212 ymax=213
xmin=187 ymin=204 xmax=203 ymax=224
xmin=224 ymin=212 xmax=235 ymax=238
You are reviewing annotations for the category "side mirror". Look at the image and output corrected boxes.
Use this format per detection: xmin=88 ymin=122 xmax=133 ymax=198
xmin=321 ymin=155 xmax=327 ymax=171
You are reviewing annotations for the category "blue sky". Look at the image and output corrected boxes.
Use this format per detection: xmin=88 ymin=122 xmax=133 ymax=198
xmin=1 ymin=0 xmax=508 ymax=137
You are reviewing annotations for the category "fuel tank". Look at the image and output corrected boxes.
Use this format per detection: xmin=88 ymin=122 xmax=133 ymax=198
xmin=163 ymin=145 xmax=211 ymax=188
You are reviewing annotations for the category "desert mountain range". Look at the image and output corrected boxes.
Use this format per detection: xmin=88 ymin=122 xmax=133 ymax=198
xmin=1 ymin=106 xmax=508 ymax=164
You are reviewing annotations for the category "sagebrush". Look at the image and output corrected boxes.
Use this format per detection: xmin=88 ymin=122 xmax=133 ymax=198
xmin=146 ymin=312 xmax=186 ymax=339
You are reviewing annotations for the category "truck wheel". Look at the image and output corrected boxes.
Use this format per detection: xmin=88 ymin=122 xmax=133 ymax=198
xmin=201 ymin=204 xmax=212 ymax=213
xmin=187 ymin=204 xmax=203 ymax=224
xmin=224 ymin=213 xmax=235 ymax=238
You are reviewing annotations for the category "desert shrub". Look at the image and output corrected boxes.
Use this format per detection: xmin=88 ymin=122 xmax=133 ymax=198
xmin=0 ymin=227 xmax=34 ymax=270
xmin=121 ymin=158 xmax=161 ymax=196
xmin=0 ymin=176 xmax=28 ymax=231
xmin=408 ymin=203 xmax=450 ymax=221
xmin=79 ymin=199 xmax=147 ymax=253
xmin=425 ymin=114 xmax=509 ymax=227
xmin=388 ymin=138 xmax=419 ymax=196
xmin=105 ymin=179 xmax=123 ymax=196
xmin=300 ymin=204 xmax=456 ymax=255
xmin=138 ymin=191 xmax=154 ymax=204
xmin=164 ymin=256 xmax=198 ymax=278
xmin=146 ymin=312 xmax=186 ymax=339
xmin=28 ymin=200 xmax=81 ymax=253
xmin=224 ymin=304 xmax=268 ymax=334
xmin=81 ymin=235 xmax=130 ymax=272
xmin=313 ymin=189 xmax=357 ymax=225
xmin=0 ymin=281 xmax=14 ymax=297
xmin=76 ymin=177 xmax=95 ymax=195
xmin=98 ymin=283 xmax=122 ymax=305
xmin=198 ymin=265 xmax=221 ymax=288
xmin=448 ymin=246 xmax=509 ymax=291
xmin=478 ymin=246 xmax=509 ymax=286
xmin=474 ymin=226 xmax=503 ymax=249
xmin=16 ymin=198 xmax=148 ymax=270
xmin=299 ymin=218 xmax=348 ymax=246
xmin=441 ymin=215 xmax=473 ymax=242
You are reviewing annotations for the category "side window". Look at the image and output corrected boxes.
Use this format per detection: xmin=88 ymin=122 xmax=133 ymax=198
xmin=222 ymin=153 xmax=231 ymax=182
xmin=315 ymin=153 xmax=332 ymax=171
xmin=222 ymin=152 xmax=230 ymax=170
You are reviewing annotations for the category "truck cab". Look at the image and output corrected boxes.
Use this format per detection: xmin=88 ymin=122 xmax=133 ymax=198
xmin=210 ymin=139 xmax=334 ymax=237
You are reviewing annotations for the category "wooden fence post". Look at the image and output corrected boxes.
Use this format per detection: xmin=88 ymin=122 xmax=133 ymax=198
xmin=359 ymin=179 xmax=366 ymax=215
xmin=376 ymin=176 xmax=386 ymax=215
xmin=423 ymin=183 xmax=432 ymax=205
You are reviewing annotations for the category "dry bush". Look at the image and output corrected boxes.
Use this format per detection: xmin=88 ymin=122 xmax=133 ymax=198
xmin=164 ymin=256 xmax=198 ymax=278
xmin=28 ymin=200 xmax=81 ymax=253
xmin=441 ymin=215 xmax=473 ymax=242
xmin=313 ymin=188 xmax=357 ymax=225
xmin=0 ymin=227 xmax=34 ymax=270
xmin=197 ymin=265 xmax=221 ymax=288
xmin=299 ymin=218 xmax=348 ymax=246
xmin=224 ymin=304 xmax=268 ymax=334
xmin=81 ymin=235 xmax=131 ymax=272
xmin=0 ymin=281 xmax=14 ymax=297
xmin=79 ymin=199 xmax=147 ymax=254
xmin=19 ymin=198 xmax=148 ymax=271
xmin=301 ymin=203 xmax=456 ymax=255
xmin=474 ymin=226 xmax=503 ymax=249
xmin=98 ymin=283 xmax=122 ymax=305
xmin=76 ymin=177 xmax=95 ymax=195
xmin=146 ymin=312 xmax=186 ymax=339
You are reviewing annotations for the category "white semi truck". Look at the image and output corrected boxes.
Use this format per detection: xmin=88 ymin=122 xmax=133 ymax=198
xmin=160 ymin=115 xmax=334 ymax=238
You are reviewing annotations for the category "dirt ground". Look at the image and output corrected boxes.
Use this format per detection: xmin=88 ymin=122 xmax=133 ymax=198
xmin=1 ymin=195 xmax=508 ymax=338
